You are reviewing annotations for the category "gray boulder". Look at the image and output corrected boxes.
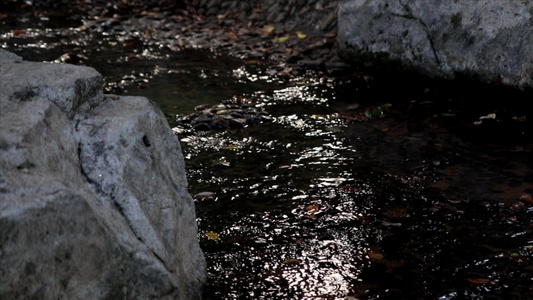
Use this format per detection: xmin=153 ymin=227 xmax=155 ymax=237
xmin=0 ymin=49 xmax=206 ymax=299
xmin=337 ymin=0 xmax=533 ymax=89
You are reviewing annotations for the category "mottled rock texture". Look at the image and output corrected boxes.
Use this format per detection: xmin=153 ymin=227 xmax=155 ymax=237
xmin=0 ymin=49 xmax=206 ymax=299
xmin=338 ymin=0 xmax=533 ymax=89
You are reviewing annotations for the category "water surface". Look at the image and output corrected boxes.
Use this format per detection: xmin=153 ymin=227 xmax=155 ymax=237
xmin=2 ymin=8 xmax=532 ymax=299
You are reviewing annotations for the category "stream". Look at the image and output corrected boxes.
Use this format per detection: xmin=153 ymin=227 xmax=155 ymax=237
xmin=2 ymin=5 xmax=532 ymax=299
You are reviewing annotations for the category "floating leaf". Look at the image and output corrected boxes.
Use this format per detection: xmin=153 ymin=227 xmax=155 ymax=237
xmin=205 ymin=232 xmax=219 ymax=240
xmin=296 ymin=31 xmax=307 ymax=39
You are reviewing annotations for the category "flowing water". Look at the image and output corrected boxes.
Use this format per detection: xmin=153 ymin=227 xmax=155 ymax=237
xmin=2 ymin=7 xmax=532 ymax=299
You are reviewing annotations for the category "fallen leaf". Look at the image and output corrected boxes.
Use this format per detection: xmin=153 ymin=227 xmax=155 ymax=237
xmin=141 ymin=11 xmax=156 ymax=16
xmin=307 ymin=204 xmax=319 ymax=214
xmin=277 ymin=35 xmax=290 ymax=43
xmin=367 ymin=251 xmax=384 ymax=262
xmin=205 ymin=232 xmax=219 ymax=240
xmin=520 ymin=194 xmax=533 ymax=204
xmin=367 ymin=107 xmax=383 ymax=117
xmin=322 ymin=32 xmax=337 ymax=38
xmin=263 ymin=24 xmax=275 ymax=35
xmin=467 ymin=278 xmax=491 ymax=285
xmin=295 ymin=31 xmax=306 ymax=39
xmin=441 ymin=113 xmax=456 ymax=117
xmin=479 ymin=113 xmax=496 ymax=120
xmin=283 ymin=258 xmax=302 ymax=265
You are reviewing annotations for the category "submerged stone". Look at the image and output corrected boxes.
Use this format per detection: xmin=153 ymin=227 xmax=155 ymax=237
xmin=179 ymin=102 xmax=272 ymax=131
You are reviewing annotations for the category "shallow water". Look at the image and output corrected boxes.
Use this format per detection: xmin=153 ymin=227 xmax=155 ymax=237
xmin=2 ymin=8 xmax=532 ymax=299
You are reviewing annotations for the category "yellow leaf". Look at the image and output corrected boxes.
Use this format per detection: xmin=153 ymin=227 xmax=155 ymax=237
xmin=263 ymin=24 xmax=275 ymax=34
xmin=205 ymin=232 xmax=219 ymax=240
xmin=296 ymin=31 xmax=306 ymax=39
xmin=277 ymin=35 xmax=290 ymax=43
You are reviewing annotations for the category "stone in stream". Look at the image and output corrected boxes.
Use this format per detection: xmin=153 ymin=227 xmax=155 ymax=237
xmin=180 ymin=102 xmax=272 ymax=131
xmin=337 ymin=0 xmax=533 ymax=89
xmin=0 ymin=49 xmax=206 ymax=299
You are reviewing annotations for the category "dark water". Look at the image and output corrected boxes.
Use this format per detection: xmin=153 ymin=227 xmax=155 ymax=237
xmin=2 ymin=8 xmax=532 ymax=299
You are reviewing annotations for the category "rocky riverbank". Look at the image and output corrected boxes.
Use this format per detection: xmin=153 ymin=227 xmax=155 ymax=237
xmin=185 ymin=0 xmax=532 ymax=89
xmin=3 ymin=0 xmax=530 ymax=89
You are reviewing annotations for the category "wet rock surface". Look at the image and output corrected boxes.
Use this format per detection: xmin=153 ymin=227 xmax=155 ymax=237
xmin=0 ymin=50 xmax=206 ymax=299
xmin=338 ymin=0 xmax=533 ymax=89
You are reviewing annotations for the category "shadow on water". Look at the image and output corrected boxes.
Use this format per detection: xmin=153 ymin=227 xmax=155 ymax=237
xmin=2 ymin=6 xmax=532 ymax=299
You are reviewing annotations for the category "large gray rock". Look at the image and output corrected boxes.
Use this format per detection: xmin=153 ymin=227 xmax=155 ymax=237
xmin=337 ymin=0 xmax=533 ymax=89
xmin=0 ymin=49 xmax=206 ymax=299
